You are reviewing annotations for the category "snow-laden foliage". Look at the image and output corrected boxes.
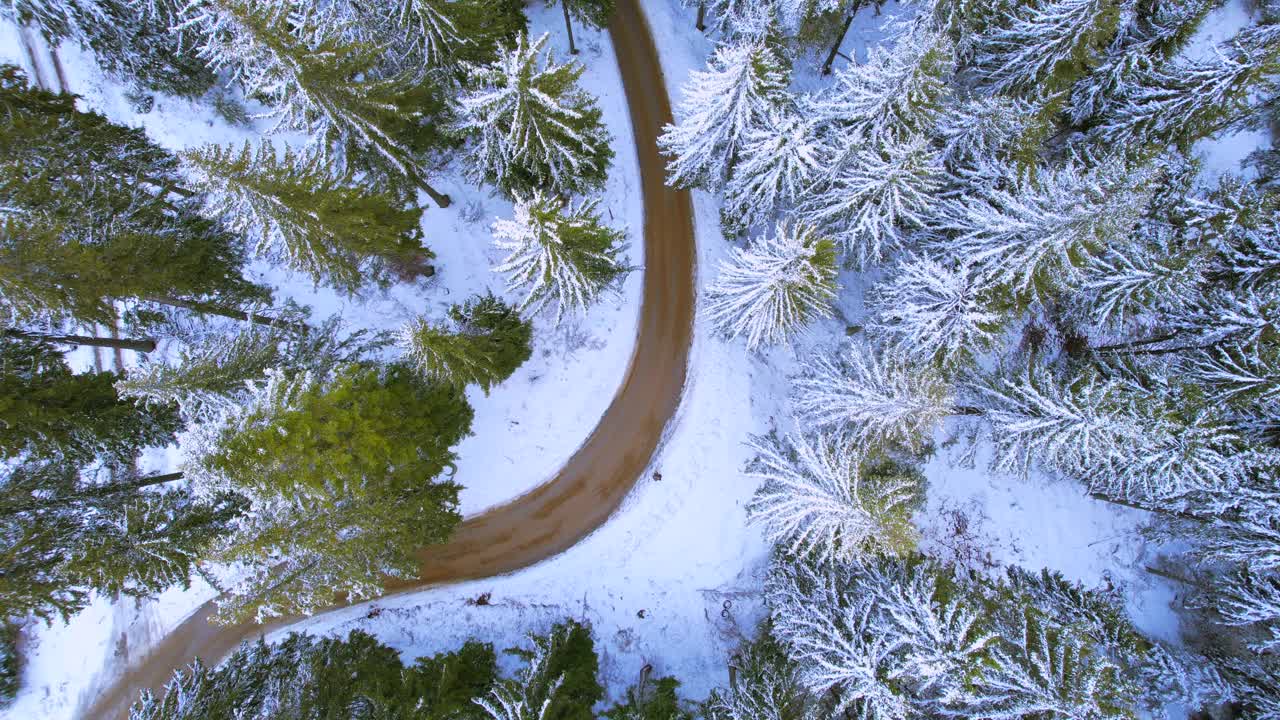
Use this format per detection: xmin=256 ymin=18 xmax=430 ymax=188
xmin=391 ymin=0 xmax=464 ymax=64
xmin=768 ymin=556 xmax=993 ymax=718
xmin=705 ymin=222 xmax=838 ymax=351
xmin=1214 ymin=571 xmax=1280 ymax=654
xmin=660 ymin=41 xmax=789 ymax=190
xmin=180 ymin=0 xmax=433 ymax=183
xmin=1185 ymin=342 xmax=1280 ymax=410
xmin=1078 ymin=231 xmax=1209 ymax=326
xmin=686 ymin=0 xmax=845 ymax=40
xmin=933 ymin=95 xmax=1033 ymax=170
xmin=724 ymin=110 xmax=823 ymax=231
xmin=476 ymin=621 xmax=601 ymax=720
xmin=454 ymin=32 xmax=612 ymax=197
xmin=813 ymin=20 xmax=954 ymax=144
xmin=791 ymin=345 xmax=954 ymax=451
xmin=707 ymin=630 xmax=812 ymax=720
xmin=868 ymin=254 xmax=1000 ymax=369
xmin=1139 ymin=643 xmax=1238 ymax=713
xmin=491 ymin=192 xmax=627 ymax=324
xmin=183 ymin=140 xmax=425 ymax=293
xmin=400 ymin=293 xmax=532 ymax=394
xmin=974 ymin=0 xmax=1120 ymax=95
xmin=1096 ymin=23 xmax=1280 ymax=151
xmin=800 ymin=134 xmax=942 ymax=267
xmin=930 ymin=160 xmax=1152 ymax=301
xmin=746 ymin=431 xmax=923 ymax=563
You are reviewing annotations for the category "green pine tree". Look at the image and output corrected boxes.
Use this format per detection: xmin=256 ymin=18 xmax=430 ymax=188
xmin=0 ymin=334 xmax=181 ymax=463
xmin=402 ymin=293 xmax=533 ymax=394
xmin=477 ymin=621 xmax=603 ymax=720
xmin=0 ymin=65 xmax=268 ymax=326
xmin=184 ymin=363 xmax=473 ymax=622
xmin=184 ymin=141 xmax=430 ymax=293
xmin=131 ymin=630 xmax=499 ymax=720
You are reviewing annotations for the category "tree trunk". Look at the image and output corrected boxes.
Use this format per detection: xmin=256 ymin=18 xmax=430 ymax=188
xmin=695 ymin=1 xmax=707 ymax=31
xmin=1090 ymin=331 xmax=1181 ymax=353
xmin=4 ymin=328 xmax=156 ymax=353
xmin=1 ymin=471 xmax=184 ymax=517
xmin=147 ymin=297 xmax=310 ymax=334
xmin=822 ymin=9 xmax=858 ymax=76
xmin=562 ymin=2 xmax=579 ymax=55
xmin=419 ymin=179 xmax=452 ymax=209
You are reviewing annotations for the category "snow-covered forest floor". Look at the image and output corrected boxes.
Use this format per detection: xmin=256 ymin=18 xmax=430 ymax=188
xmin=3 ymin=0 xmax=1273 ymax=718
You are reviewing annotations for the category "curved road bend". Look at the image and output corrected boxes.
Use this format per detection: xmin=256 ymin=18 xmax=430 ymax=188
xmin=79 ymin=2 xmax=696 ymax=717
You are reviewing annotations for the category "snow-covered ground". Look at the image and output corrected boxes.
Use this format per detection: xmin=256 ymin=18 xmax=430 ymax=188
xmin=5 ymin=0 xmax=1263 ymax=717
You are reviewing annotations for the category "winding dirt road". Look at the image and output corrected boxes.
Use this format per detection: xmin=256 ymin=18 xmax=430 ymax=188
xmin=78 ymin=2 xmax=695 ymax=718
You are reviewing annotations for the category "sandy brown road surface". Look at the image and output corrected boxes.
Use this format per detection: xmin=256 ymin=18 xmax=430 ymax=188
xmin=78 ymin=2 xmax=695 ymax=717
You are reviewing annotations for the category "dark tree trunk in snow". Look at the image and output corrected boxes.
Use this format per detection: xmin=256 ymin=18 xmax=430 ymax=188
xmin=4 ymin=328 xmax=156 ymax=353
xmin=563 ymin=2 xmax=579 ymax=55
xmin=147 ymin=297 xmax=310 ymax=334
xmin=823 ymin=9 xmax=859 ymax=76
xmin=696 ymin=2 xmax=707 ymax=31
xmin=1 ymin=471 xmax=184 ymax=517
xmin=419 ymin=178 xmax=452 ymax=208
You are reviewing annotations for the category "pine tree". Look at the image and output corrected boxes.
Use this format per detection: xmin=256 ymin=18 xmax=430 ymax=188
xmin=0 ymin=621 xmax=17 ymax=705
xmin=605 ymin=673 xmax=692 ymax=720
xmin=0 ymin=334 xmax=181 ymax=463
xmin=183 ymin=0 xmax=454 ymax=206
xmin=799 ymin=134 xmax=942 ymax=267
xmin=491 ymin=192 xmax=628 ymax=323
xmin=476 ymin=621 xmax=602 ymax=720
xmin=723 ymin=110 xmax=822 ymax=232
xmin=183 ymin=141 xmax=428 ymax=293
xmin=1212 ymin=570 xmax=1280 ymax=654
xmin=812 ymin=21 xmax=954 ymax=144
xmin=401 ymin=293 xmax=533 ymax=394
xmin=791 ymin=345 xmax=955 ymax=451
xmin=131 ymin=630 xmax=498 ymax=720
xmin=0 ymin=458 xmax=244 ymax=623
xmin=974 ymin=0 xmax=1122 ymax=96
xmin=707 ymin=629 xmax=811 ymax=720
xmin=454 ymin=33 xmax=613 ymax=198
xmin=930 ymin=160 xmax=1152 ymax=304
xmin=746 ymin=430 xmax=923 ymax=563
xmin=660 ymin=41 xmax=789 ymax=190
xmin=181 ymin=363 xmax=473 ymax=622
xmin=868 ymin=254 xmax=1002 ymax=370
xmin=117 ymin=316 xmax=384 ymax=418
xmin=0 ymin=65 xmax=267 ymax=325
xmin=706 ymin=222 xmax=837 ymax=351
xmin=1095 ymin=23 xmax=1280 ymax=153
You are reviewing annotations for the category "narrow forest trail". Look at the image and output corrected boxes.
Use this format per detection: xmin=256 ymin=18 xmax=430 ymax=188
xmin=78 ymin=2 xmax=697 ymax=717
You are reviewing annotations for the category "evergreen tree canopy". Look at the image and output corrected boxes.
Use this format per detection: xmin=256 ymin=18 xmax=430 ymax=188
xmin=182 ymin=363 xmax=473 ymax=621
xmin=401 ymin=293 xmax=533 ymax=394
xmin=0 ymin=334 xmax=181 ymax=463
xmin=454 ymin=32 xmax=613 ymax=198
xmin=131 ymin=630 xmax=499 ymax=720
xmin=491 ymin=192 xmax=628 ymax=323
xmin=477 ymin=621 xmax=603 ymax=720
xmin=0 ymin=65 xmax=266 ymax=325
xmin=183 ymin=141 xmax=428 ymax=294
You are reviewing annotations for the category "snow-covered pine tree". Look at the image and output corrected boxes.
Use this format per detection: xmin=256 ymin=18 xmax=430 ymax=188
xmin=181 ymin=363 xmax=473 ymax=622
xmin=491 ymin=192 xmax=627 ymax=323
xmin=799 ymin=134 xmax=942 ymax=267
xmin=390 ymin=0 xmax=466 ymax=65
xmin=0 ymin=621 xmax=16 ymax=704
xmin=401 ymin=293 xmax=533 ymax=394
xmin=767 ymin=554 xmax=994 ymax=717
xmin=930 ymin=160 xmax=1152 ymax=304
xmin=705 ymin=221 xmax=838 ymax=351
xmin=933 ymin=95 xmax=1034 ymax=172
xmin=707 ymin=629 xmax=811 ymax=720
xmin=683 ymin=0 xmax=775 ymax=40
xmin=181 ymin=0 xmax=454 ymax=206
xmin=812 ymin=20 xmax=954 ymax=146
xmin=454 ymin=32 xmax=613 ymax=198
xmin=1077 ymin=228 xmax=1210 ymax=327
xmin=746 ymin=430 xmax=923 ymax=563
xmin=868 ymin=253 xmax=1001 ymax=370
xmin=476 ymin=621 xmax=602 ymax=720
xmin=184 ymin=141 xmax=427 ymax=293
xmin=723 ymin=110 xmax=822 ymax=232
xmin=1095 ymin=23 xmax=1280 ymax=153
xmin=1211 ymin=570 xmax=1280 ymax=654
xmin=973 ymin=0 xmax=1121 ymax=96
xmin=1067 ymin=0 xmax=1215 ymax=126
xmin=660 ymin=41 xmax=789 ymax=190
xmin=791 ymin=344 xmax=956 ymax=451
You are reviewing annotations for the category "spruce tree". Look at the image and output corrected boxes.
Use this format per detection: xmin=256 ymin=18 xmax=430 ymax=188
xmin=705 ymin=222 xmax=838 ymax=351
xmin=491 ymin=192 xmax=628 ymax=323
xmin=186 ymin=0 xmax=455 ymax=206
xmin=183 ymin=141 xmax=429 ymax=293
xmin=402 ymin=293 xmax=533 ymax=394
xmin=0 ymin=65 xmax=267 ymax=326
xmin=723 ymin=110 xmax=823 ymax=232
xmin=477 ymin=621 xmax=603 ymax=720
xmin=0 ymin=334 xmax=181 ymax=463
xmin=182 ymin=363 xmax=473 ymax=622
xmin=974 ymin=0 xmax=1121 ymax=96
xmin=454 ymin=33 xmax=613 ymax=198
xmin=660 ymin=41 xmax=789 ymax=190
